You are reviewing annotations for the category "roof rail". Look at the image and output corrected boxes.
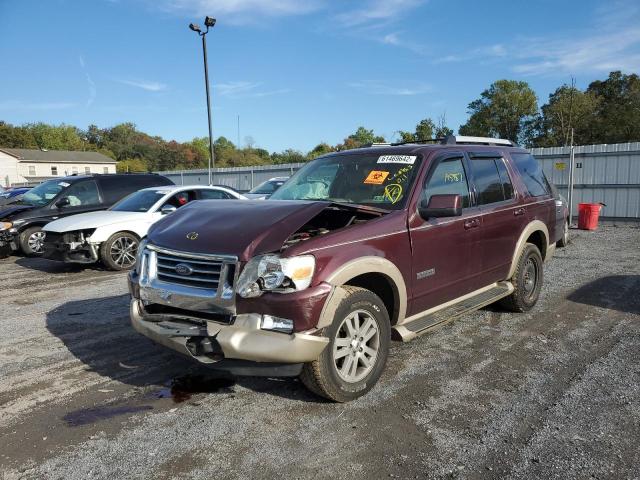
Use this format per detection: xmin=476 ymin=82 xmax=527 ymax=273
xmin=365 ymin=142 xmax=392 ymax=147
xmin=443 ymin=135 xmax=516 ymax=146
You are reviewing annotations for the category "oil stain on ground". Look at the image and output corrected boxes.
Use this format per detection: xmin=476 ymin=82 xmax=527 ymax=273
xmin=152 ymin=375 xmax=236 ymax=403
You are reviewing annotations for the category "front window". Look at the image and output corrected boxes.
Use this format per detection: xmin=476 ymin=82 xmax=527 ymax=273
xmin=423 ymin=157 xmax=471 ymax=207
xmin=20 ymin=179 xmax=66 ymax=206
xmin=111 ymin=190 xmax=166 ymax=212
xmin=249 ymin=180 xmax=284 ymax=195
xmin=270 ymin=153 xmax=422 ymax=210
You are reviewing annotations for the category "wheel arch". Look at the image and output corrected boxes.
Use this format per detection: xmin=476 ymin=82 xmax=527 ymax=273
xmin=508 ymin=220 xmax=550 ymax=279
xmin=317 ymin=256 xmax=407 ymax=328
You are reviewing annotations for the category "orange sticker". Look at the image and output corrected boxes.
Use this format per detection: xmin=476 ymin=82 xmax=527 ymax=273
xmin=364 ymin=170 xmax=390 ymax=185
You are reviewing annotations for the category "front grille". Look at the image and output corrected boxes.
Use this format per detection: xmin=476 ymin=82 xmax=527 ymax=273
xmin=156 ymin=252 xmax=223 ymax=290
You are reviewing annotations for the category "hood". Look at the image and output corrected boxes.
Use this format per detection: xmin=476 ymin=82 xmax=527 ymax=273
xmin=0 ymin=204 xmax=35 ymax=220
xmin=148 ymin=200 xmax=330 ymax=261
xmin=44 ymin=210 xmax=146 ymax=233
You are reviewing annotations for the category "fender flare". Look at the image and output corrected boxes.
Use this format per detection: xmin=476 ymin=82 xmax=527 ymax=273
xmin=508 ymin=220 xmax=550 ymax=278
xmin=316 ymin=256 xmax=407 ymax=328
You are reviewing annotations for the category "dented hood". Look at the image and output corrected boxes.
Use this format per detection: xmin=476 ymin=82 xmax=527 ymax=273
xmin=147 ymin=200 xmax=331 ymax=261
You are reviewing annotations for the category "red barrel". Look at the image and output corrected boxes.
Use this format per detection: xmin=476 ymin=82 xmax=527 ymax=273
xmin=577 ymin=203 xmax=602 ymax=230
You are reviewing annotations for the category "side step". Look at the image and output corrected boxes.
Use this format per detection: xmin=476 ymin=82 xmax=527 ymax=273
xmin=393 ymin=282 xmax=514 ymax=342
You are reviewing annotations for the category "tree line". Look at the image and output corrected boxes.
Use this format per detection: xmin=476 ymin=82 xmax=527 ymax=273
xmin=0 ymin=70 xmax=637 ymax=172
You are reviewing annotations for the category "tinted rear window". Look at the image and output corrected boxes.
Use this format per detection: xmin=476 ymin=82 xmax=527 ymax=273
xmin=98 ymin=175 xmax=173 ymax=205
xmin=510 ymin=153 xmax=551 ymax=197
xmin=470 ymin=159 xmax=505 ymax=205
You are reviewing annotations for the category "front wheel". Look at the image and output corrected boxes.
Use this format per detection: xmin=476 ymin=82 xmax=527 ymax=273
xmin=100 ymin=232 xmax=139 ymax=271
xmin=19 ymin=226 xmax=46 ymax=256
xmin=557 ymin=219 xmax=569 ymax=247
xmin=300 ymin=286 xmax=391 ymax=402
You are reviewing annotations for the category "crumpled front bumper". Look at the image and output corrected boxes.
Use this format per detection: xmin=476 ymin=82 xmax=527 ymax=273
xmin=130 ymin=298 xmax=329 ymax=375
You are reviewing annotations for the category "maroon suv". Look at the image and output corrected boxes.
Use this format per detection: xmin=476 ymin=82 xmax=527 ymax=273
xmin=128 ymin=136 xmax=559 ymax=402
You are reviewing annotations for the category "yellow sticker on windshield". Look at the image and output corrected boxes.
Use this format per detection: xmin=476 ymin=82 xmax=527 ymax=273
xmin=384 ymin=184 xmax=403 ymax=204
xmin=364 ymin=170 xmax=390 ymax=185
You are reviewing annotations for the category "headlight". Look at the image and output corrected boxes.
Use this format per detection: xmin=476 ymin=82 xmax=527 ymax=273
xmin=134 ymin=238 xmax=148 ymax=275
xmin=0 ymin=222 xmax=12 ymax=232
xmin=237 ymin=254 xmax=315 ymax=298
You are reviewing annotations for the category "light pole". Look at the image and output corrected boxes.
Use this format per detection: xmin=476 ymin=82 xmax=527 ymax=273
xmin=189 ymin=17 xmax=216 ymax=185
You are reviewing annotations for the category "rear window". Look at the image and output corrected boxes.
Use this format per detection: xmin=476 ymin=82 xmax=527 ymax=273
xmin=470 ymin=158 xmax=507 ymax=205
xmin=510 ymin=153 xmax=551 ymax=197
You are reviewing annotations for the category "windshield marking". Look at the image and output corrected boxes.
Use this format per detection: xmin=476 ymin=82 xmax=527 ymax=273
xmin=377 ymin=155 xmax=416 ymax=165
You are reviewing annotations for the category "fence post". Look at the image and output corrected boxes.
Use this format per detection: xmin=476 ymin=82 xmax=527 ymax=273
xmin=568 ymin=129 xmax=575 ymax=225
xmin=251 ymin=169 xmax=254 ymax=189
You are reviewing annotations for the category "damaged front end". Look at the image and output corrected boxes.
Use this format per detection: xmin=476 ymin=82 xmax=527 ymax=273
xmin=43 ymin=229 xmax=98 ymax=264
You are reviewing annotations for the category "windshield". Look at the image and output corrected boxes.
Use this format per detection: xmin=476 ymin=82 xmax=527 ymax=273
xmin=19 ymin=180 xmax=66 ymax=206
xmin=249 ymin=180 xmax=285 ymax=194
xmin=110 ymin=190 xmax=165 ymax=212
xmin=270 ymin=153 xmax=422 ymax=209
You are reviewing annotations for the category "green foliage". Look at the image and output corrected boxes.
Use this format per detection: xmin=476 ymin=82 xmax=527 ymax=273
xmin=117 ymin=158 xmax=148 ymax=173
xmin=339 ymin=126 xmax=386 ymax=150
xmin=397 ymin=117 xmax=453 ymax=143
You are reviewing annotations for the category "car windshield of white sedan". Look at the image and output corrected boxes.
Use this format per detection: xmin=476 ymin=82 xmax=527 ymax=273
xmin=269 ymin=153 xmax=422 ymax=210
xmin=110 ymin=190 xmax=166 ymax=212
xmin=18 ymin=180 xmax=65 ymax=206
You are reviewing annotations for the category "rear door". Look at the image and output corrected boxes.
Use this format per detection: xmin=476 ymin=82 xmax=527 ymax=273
xmin=466 ymin=152 xmax=523 ymax=288
xmin=51 ymin=179 xmax=104 ymax=219
xmin=408 ymin=153 xmax=480 ymax=314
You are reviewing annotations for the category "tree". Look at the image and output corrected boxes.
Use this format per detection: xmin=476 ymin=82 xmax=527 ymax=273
xmin=459 ymin=79 xmax=538 ymax=144
xmin=308 ymin=142 xmax=335 ymax=158
xmin=586 ymin=71 xmax=640 ymax=143
xmin=340 ymin=126 xmax=385 ymax=150
xmin=434 ymin=113 xmax=453 ymax=138
xmin=117 ymin=158 xmax=148 ymax=173
xmin=415 ymin=118 xmax=435 ymax=140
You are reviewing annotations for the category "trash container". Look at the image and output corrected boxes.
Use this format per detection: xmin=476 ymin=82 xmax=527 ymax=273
xmin=577 ymin=203 xmax=603 ymax=231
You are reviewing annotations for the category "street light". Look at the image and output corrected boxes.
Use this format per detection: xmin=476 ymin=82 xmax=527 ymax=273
xmin=189 ymin=16 xmax=216 ymax=185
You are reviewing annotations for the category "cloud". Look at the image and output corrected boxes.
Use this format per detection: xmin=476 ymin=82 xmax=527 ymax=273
xmin=348 ymin=81 xmax=431 ymax=96
xmin=433 ymin=44 xmax=507 ymax=64
xmin=379 ymin=31 xmax=426 ymax=54
xmin=158 ymin=0 xmax=319 ymax=22
xmin=216 ymin=81 xmax=289 ymax=98
xmin=0 ymin=101 xmax=77 ymax=110
xmin=117 ymin=79 xmax=168 ymax=92
xmin=336 ymin=0 xmax=426 ymax=27
xmin=79 ymin=55 xmax=96 ymax=107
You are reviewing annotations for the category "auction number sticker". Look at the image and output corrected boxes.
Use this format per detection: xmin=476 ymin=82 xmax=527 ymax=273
xmin=364 ymin=170 xmax=390 ymax=185
xmin=377 ymin=155 xmax=416 ymax=165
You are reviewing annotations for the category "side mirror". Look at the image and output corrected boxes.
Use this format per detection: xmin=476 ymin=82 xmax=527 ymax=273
xmin=418 ymin=194 xmax=462 ymax=220
xmin=161 ymin=205 xmax=177 ymax=215
xmin=55 ymin=197 xmax=70 ymax=209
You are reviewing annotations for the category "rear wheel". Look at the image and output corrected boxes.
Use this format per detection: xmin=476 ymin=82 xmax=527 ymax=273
xmin=19 ymin=226 xmax=46 ymax=256
xmin=500 ymin=243 xmax=543 ymax=312
xmin=100 ymin=232 xmax=139 ymax=271
xmin=300 ymin=286 xmax=390 ymax=402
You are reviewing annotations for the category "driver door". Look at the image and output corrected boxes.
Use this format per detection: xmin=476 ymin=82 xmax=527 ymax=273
xmin=52 ymin=180 xmax=102 ymax=218
xmin=408 ymin=154 xmax=480 ymax=315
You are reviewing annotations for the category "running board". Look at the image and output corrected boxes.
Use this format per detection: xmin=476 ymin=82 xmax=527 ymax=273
xmin=393 ymin=282 xmax=514 ymax=342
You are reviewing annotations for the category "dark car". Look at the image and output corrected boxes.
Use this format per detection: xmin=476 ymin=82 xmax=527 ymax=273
xmin=0 ymin=173 xmax=173 ymax=257
xmin=0 ymin=187 xmax=31 ymax=206
xmin=129 ymin=136 xmax=558 ymax=402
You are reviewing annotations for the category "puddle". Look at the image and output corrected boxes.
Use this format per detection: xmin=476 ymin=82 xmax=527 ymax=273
xmin=151 ymin=375 xmax=235 ymax=403
xmin=63 ymin=405 xmax=153 ymax=426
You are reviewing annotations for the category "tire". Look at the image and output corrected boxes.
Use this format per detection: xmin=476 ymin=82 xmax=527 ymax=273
xmin=557 ymin=219 xmax=569 ymax=248
xmin=100 ymin=232 xmax=139 ymax=271
xmin=19 ymin=226 xmax=46 ymax=256
xmin=300 ymin=286 xmax=391 ymax=402
xmin=500 ymin=243 xmax=543 ymax=312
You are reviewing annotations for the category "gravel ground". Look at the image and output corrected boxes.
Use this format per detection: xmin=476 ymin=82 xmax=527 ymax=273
xmin=0 ymin=225 xmax=639 ymax=480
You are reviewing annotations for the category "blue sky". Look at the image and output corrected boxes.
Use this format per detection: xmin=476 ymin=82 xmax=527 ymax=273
xmin=1 ymin=0 xmax=639 ymax=152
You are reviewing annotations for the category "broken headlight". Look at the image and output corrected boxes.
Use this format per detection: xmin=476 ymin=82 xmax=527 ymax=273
xmin=237 ymin=254 xmax=315 ymax=298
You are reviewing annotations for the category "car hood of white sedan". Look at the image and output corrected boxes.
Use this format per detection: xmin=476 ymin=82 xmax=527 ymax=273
xmin=44 ymin=210 xmax=151 ymax=233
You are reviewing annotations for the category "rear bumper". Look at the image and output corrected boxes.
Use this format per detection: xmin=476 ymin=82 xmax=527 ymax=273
xmin=130 ymin=299 xmax=329 ymax=375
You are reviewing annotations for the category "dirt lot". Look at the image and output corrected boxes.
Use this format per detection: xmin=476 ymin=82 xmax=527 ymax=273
xmin=1 ymin=226 xmax=639 ymax=480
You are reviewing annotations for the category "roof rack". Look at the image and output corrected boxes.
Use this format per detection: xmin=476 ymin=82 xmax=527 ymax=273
xmin=389 ymin=135 xmax=516 ymax=147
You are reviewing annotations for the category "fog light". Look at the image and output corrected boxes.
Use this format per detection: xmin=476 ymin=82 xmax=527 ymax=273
xmin=261 ymin=315 xmax=294 ymax=334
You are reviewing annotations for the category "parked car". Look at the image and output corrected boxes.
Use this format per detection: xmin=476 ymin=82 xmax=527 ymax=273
xmin=244 ymin=177 xmax=289 ymax=199
xmin=0 ymin=173 xmax=173 ymax=257
xmin=0 ymin=187 xmax=31 ymax=206
xmin=42 ymin=185 xmax=246 ymax=270
xmin=129 ymin=136 xmax=559 ymax=402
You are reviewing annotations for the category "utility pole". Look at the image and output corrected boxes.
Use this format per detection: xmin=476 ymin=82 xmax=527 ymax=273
xmin=568 ymin=128 xmax=576 ymax=225
xmin=237 ymin=114 xmax=240 ymax=148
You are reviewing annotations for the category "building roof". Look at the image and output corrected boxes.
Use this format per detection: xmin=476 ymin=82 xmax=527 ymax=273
xmin=0 ymin=148 xmax=116 ymax=164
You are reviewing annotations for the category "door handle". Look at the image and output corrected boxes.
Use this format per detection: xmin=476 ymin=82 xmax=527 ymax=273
xmin=464 ymin=218 xmax=479 ymax=229
xmin=514 ymin=208 xmax=526 ymax=216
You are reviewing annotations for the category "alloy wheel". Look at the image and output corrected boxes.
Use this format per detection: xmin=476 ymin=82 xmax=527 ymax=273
xmin=109 ymin=236 xmax=138 ymax=268
xmin=332 ymin=309 xmax=380 ymax=383
xmin=28 ymin=231 xmax=46 ymax=254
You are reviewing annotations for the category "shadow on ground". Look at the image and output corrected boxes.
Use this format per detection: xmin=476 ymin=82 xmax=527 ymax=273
xmin=16 ymin=256 xmax=107 ymax=274
xmin=567 ymin=275 xmax=640 ymax=315
xmin=46 ymin=294 xmax=323 ymax=402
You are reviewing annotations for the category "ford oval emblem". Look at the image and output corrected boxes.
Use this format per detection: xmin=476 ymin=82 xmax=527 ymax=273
xmin=175 ymin=263 xmax=193 ymax=276
xmin=186 ymin=231 xmax=199 ymax=240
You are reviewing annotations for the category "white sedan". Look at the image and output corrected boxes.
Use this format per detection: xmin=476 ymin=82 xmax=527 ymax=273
xmin=42 ymin=185 xmax=246 ymax=270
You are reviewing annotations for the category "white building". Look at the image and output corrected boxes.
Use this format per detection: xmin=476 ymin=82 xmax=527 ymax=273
xmin=0 ymin=148 xmax=117 ymax=187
